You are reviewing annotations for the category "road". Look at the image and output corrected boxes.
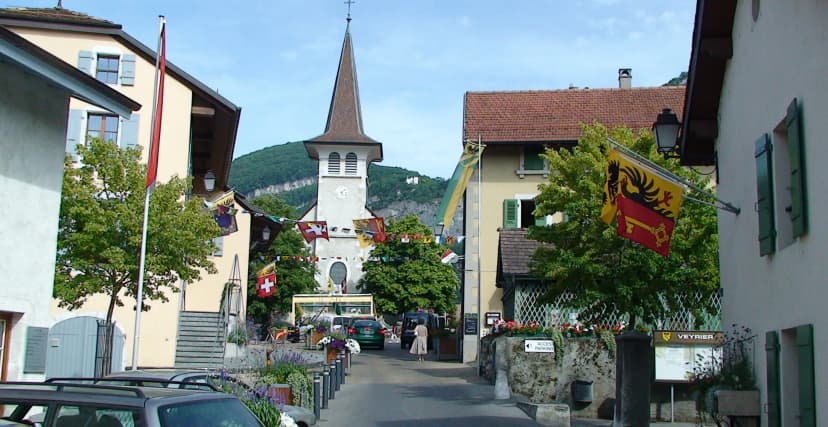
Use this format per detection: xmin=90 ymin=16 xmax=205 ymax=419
xmin=316 ymin=343 xmax=540 ymax=427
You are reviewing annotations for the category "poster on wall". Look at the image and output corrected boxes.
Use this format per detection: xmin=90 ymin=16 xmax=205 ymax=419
xmin=653 ymin=330 xmax=723 ymax=382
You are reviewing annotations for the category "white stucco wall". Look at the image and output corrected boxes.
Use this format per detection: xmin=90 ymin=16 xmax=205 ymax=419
xmin=0 ymin=61 xmax=70 ymax=380
xmin=306 ymin=145 xmax=378 ymax=293
xmin=715 ymin=0 xmax=828 ymax=417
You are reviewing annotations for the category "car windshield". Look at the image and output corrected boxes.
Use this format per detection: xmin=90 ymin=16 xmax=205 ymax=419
xmin=353 ymin=321 xmax=377 ymax=328
xmin=403 ymin=315 xmax=427 ymax=330
xmin=158 ymin=398 xmax=262 ymax=427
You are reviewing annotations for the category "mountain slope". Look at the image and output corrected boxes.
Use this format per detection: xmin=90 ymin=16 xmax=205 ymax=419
xmin=229 ymin=142 xmax=450 ymax=223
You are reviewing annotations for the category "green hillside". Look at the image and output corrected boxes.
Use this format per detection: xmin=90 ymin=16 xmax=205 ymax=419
xmin=229 ymin=141 xmax=447 ymax=213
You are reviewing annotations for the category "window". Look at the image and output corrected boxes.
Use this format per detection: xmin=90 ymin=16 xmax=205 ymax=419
xmin=87 ymin=113 xmax=120 ymax=144
xmin=502 ymin=196 xmax=561 ymax=228
xmin=754 ymin=98 xmax=807 ymax=256
xmin=211 ymin=237 xmax=223 ymax=257
xmin=516 ymin=145 xmax=549 ymax=178
xmin=327 ymin=152 xmax=341 ymax=175
xmin=345 ymin=152 xmax=358 ymax=175
xmin=95 ymin=54 xmax=120 ymax=84
xmin=78 ymin=51 xmax=135 ymax=86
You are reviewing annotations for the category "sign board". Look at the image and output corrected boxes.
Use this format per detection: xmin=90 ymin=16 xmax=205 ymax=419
xmin=524 ymin=340 xmax=555 ymax=353
xmin=463 ymin=317 xmax=478 ymax=335
xmin=485 ymin=312 xmax=501 ymax=326
xmin=654 ymin=330 xmax=723 ymax=382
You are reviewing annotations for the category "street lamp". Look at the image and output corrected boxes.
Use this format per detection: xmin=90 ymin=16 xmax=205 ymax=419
xmin=262 ymin=225 xmax=271 ymax=241
xmin=653 ymin=108 xmax=681 ymax=158
xmin=203 ymin=170 xmax=217 ymax=193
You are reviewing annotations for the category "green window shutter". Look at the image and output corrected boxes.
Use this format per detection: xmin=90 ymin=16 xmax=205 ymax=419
xmin=797 ymin=324 xmax=815 ymax=427
xmin=786 ymin=98 xmax=807 ymax=238
xmin=765 ymin=330 xmax=781 ymax=427
xmin=120 ymin=54 xmax=136 ymax=86
xmin=77 ymin=50 xmax=93 ymax=74
xmin=754 ymin=134 xmax=775 ymax=256
xmin=534 ymin=215 xmax=546 ymax=227
xmin=523 ymin=145 xmax=545 ymax=170
xmin=65 ymin=109 xmax=83 ymax=161
xmin=503 ymin=199 xmax=518 ymax=228
xmin=120 ymin=113 xmax=140 ymax=149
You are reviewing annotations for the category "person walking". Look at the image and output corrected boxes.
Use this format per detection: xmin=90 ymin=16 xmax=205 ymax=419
xmin=409 ymin=318 xmax=429 ymax=363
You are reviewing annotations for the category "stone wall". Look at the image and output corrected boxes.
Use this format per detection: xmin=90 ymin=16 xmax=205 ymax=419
xmin=481 ymin=335 xmax=615 ymax=418
xmin=480 ymin=334 xmax=703 ymax=422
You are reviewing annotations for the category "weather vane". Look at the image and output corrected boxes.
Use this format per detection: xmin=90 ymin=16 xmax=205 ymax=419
xmin=345 ymin=0 xmax=354 ymax=22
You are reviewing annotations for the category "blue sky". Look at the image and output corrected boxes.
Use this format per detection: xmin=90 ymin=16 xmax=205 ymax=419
xmin=6 ymin=0 xmax=696 ymax=178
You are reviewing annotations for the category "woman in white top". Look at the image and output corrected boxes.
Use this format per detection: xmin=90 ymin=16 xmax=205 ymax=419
xmin=409 ymin=318 xmax=429 ymax=363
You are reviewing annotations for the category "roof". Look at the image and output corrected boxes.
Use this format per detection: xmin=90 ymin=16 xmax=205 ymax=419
xmin=463 ymin=86 xmax=686 ymax=144
xmin=679 ymin=0 xmax=737 ymax=166
xmin=497 ymin=228 xmax=552 ymax=277
xmin=0 ymin=25 xmax=139 ymax=116
xmin=0 ymin=7 xmax=118 ymax=28
xmin=305 ymin=20 xmax=382 ymax=162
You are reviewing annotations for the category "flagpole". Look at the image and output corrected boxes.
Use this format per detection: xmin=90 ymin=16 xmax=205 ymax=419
xmin=132 ymin=15 xmax=166 ymax=370
xmin=605 ymin=137 xmax=740 ymax=215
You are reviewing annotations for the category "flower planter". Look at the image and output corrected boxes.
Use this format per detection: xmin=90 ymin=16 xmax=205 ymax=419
xmin=714 ymin=389 xmax=760 ymax=416
xmin=264 ymin=384 xmax=293 ymax=406
xmin=436 ymin=335 xmax=459 ymax=360
xmin=311 ymin=331 xmax=326 ymax=347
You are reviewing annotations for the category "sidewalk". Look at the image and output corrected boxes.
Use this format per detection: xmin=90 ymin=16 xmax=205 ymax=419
xmin=571 ymin=420 xmax=702 ymax=427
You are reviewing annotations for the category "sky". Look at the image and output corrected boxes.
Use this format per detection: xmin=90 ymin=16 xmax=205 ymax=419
xmin=5 ymin=0 xmax=697 ymax=178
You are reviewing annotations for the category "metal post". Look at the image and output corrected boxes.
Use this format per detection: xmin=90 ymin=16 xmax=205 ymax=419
xmin=330 ymin=363 xmax=338 ymax=397
xmin=334 ymin=358 xmax=342 ymax=391
xmin=338 ymin=351 xmax=347 ymax=383
xmin=340 ymin=349 xmax=350 ymax=376
xmin=313 ymin=373 xmax=321 ymax=419
xmin=322 ymin=366 xmax=330 ymax=409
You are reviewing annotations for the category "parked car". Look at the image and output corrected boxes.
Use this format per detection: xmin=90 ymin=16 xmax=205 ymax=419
xmin=400 ymin=312 xmax=439 ymax=350
xmin=0 ymin=380 xmax=263 ymax=427
xmin=99 ymin=370 xmax=316 ymax=427
xmin=347 ymin=319 xmax=385 ymax=350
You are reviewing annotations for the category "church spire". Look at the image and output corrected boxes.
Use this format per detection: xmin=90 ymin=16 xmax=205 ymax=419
xmin=309 ymin=16 xmax=377 ymax=144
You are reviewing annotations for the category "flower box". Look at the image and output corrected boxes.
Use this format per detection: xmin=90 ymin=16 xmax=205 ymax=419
xmin=436 ymin=334 xmax=459 ymax=360
xmin=264 ymin=384 xmax=293 ymax=407
xmin=311 ymin=331 xmax=326 ymax=346
xmin=714 ymin=389 xmax=760 ymax=416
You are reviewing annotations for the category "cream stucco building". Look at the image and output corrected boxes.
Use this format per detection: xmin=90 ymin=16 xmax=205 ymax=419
xmin=0 ymin=7 xmax=274 ymax=371
xmin=0 ymin=25 xmax=139 ymax=381
xmin=459 ymin=76 xmax=685 ymax=363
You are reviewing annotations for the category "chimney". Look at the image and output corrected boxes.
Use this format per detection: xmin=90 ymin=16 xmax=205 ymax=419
xmin=618 ymin=68 xmax=632 ymax=89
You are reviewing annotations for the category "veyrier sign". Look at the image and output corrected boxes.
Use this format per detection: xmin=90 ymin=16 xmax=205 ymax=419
xmin=653 ymin=330 xmax=724 ymax=346
xmin=524 ymin=340 xmax=555 ymax=353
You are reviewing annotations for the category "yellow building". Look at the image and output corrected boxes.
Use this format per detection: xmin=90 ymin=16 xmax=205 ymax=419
xmin=459 ymin=72 xmax=685 ymax=362
xmin=0 ymin=7 xmax=275 ymax=371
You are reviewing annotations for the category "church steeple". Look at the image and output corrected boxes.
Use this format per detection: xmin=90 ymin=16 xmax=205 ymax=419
xmin=309 ymin=19 xmax=377 ymax=145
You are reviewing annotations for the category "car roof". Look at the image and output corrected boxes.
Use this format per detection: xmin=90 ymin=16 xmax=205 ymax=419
xmin=0 ymin=381 xmax=223 ymax=407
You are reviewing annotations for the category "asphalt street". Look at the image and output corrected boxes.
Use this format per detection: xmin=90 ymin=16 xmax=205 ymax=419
xmin=316 ymin=343 xmax=541 ymax=427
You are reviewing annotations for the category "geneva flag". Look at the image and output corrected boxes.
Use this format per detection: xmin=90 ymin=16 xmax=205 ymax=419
xmin=601 ymin=149 xmax=684 ymax=256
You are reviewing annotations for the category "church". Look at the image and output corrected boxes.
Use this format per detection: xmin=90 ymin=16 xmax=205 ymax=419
xmin=298 ymin=16 xmax=384 ymax=295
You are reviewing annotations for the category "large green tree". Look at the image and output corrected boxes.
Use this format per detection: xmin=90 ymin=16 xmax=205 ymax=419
xmin=530 ymin=124 xmax=720 ymax=329
xmin=245 ymin=195 xmax=317 ymax=326
xmin=359 ymin=215 xmax=459 ymax=316
xmin=55 ymin=138 xmax=220 ymax=370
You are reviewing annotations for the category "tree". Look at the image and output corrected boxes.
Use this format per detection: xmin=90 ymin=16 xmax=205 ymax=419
xmin=245 ymin=195 xmax=317 ymax=327
xmin=359 ymin=215 xmax=459 ymax=316
xmin=530 ymin=124 xmax=720 ymax=329
xmin=55 ymin=138 xmax=220 ymax=371
xmin=663 ymin=71 xmax=688 ymax=86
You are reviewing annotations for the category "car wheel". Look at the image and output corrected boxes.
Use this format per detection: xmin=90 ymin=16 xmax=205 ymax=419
xmin=401 ymin=342 xmax=406 ymax=350
xmin=379 ymin=343 xmax=385 ymax=350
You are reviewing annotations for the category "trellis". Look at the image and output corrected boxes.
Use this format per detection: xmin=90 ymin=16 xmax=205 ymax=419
xmin=514 ymin=282 xmax=721 ymax=331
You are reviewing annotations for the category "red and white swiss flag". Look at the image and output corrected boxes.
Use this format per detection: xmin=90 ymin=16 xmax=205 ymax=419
xmin=256 ymin=273 xmax=277 ymax=297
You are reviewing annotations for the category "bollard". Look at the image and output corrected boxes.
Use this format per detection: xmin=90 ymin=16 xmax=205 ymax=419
xmin=337 ymin=353 xmax=346 ymax=385
xmin=313 ymin=373 xmax=321 ymax=419
xmin=322 ymin=366 xmax=330 ymax=409
xmin=335 ymin=358 xmax=343 ymax=391
xmin=340 ymin=349 xmax=350 ymax=376
xmin=330 ymin=363 xmax=338 ymax=397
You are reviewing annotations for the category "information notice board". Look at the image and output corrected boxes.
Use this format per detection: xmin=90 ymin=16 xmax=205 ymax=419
xmin=653 ymin=330 xmax=723 ymax=382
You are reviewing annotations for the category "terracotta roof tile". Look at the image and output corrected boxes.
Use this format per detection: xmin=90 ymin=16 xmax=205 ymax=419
xmin=0 ymin=7 xmax=118 ymax=28
xmin=464 ymin=86 xmax=685 ymax=143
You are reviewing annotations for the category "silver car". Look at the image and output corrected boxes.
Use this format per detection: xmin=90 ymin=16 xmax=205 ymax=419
xmin=103 ymin=369 xmax=316 ymax=427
